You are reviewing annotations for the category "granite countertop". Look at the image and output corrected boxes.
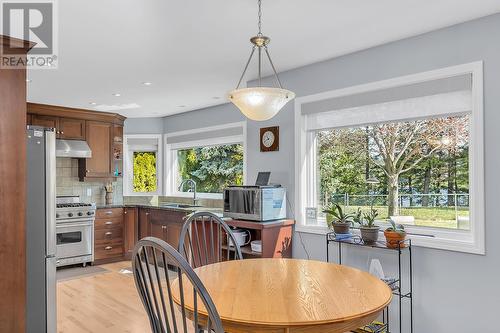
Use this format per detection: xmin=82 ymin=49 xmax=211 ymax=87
xmin=96 ymin=203 xmax=223 ymax=214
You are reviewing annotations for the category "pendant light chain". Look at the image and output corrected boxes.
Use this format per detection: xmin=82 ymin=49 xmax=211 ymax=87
xmin=228 ymin=0 xmax=295 ymax=121
xmin=258 ymin=0 xmax=263 ymax=36
xmin=232 ymin=0 xmax=286 ymax=91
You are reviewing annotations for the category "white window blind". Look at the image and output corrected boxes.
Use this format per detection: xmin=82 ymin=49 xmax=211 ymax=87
xmin=303 ymin=74 xmax=472 ymax=131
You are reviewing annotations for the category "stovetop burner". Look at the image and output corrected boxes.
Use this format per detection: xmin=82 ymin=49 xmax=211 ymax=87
xmin=56 ymin=203 xmax=93 ymax=208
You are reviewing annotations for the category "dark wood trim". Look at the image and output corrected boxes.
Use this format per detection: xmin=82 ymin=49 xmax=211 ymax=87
xmin=27 ymin=103 xmax=126 ymax=125
xmin=0 ymin=35 xmax=28 ymax=333
xmin=0 ymin=34 xmax=36 ymax=51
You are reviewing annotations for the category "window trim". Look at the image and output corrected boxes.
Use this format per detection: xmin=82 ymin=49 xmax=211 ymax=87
xmin=123 ymin=134 xmax=163 ymax=196
xmin=295 ymin=62 xmax=485 ymax=255
xmin=164 ymin=121 xmax=247 ymax=199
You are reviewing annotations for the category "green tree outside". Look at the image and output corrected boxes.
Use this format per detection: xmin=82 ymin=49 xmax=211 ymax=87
xmin=177 ymin=144 xmax=244 ymax=193
xmin=133 ymin=152 xmax=157 ymax=192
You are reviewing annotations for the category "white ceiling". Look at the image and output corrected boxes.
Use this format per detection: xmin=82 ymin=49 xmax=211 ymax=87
xmin=27 ymin=0 xmax=500 ymax=118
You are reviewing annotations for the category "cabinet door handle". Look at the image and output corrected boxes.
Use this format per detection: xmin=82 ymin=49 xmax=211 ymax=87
xmin=162 ymin=225 xmax=166 ymax=230
xmin=124 ymin=211 xmax=127 ymax=214
xmin=105 ymin=211 xmax=113 ymax=215
xmin=105 ymin=221 xmax=113 ymax=225
xmin=145 ymin=212 xmax=149 ymax=216
xmin=105 ymin=231 xmax=112 ymax=236
xmin=105 ymin=246 xmax=113 ymax=250
xmin=60 ymin=131 xmax=64 ymax=135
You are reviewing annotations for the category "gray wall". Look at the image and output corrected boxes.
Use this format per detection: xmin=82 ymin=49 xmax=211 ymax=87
xmin=124 ymin=117 xmax=164 ymax=134
xmin=125 ymin=13 xmax=500 ymax=332
xmin=163 ymin=103 xmax=245 ymax=133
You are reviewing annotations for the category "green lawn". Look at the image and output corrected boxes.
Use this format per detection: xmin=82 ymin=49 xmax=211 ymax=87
xmin=343 ymin=205 xmax=470 ymax=230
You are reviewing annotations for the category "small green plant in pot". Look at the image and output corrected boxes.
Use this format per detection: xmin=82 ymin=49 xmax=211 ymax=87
xmin=359 ymin=208 xmax=380 ymax=243
xmin=384 ymin=219 xmax=407 ymax=249
xmin=323 ymin=204 xmax=354 ymax=234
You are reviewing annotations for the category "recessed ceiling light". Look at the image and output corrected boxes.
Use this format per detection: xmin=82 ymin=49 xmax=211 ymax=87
xmin=142 ymin=82 xmax=152 ymax=86
xmin=89 ymin=102 xmax=97 ymax=105
xmin=112 ymin=93 xmax=121 ymax=97
xmin=212 ymin=96 xmax=221 ymax=100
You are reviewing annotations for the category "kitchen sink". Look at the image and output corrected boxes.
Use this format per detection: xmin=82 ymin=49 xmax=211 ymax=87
xmin=161 ymin=203 xmax=202 ymax=209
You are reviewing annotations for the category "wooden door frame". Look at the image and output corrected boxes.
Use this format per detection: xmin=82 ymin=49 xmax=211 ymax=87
xmin=0 ymin=35 xmax=34 ymax=333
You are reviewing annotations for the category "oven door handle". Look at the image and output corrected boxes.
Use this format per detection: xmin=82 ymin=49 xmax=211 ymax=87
xmin=57 ymin=217 xmax=94 ymax=224
xmin=56 ymin=222 xmax=93 ymax=229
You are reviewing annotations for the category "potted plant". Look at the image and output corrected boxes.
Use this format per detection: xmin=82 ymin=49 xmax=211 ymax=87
xmin=323 ymin=204 xmax=354 ymax=234
xmin=352 ymin=207 xmax=363 ymax=225
xmin=384 ymin=219 xmax=407 ymax=249
xmin=359 ymin=208 xmax=380 ymax=243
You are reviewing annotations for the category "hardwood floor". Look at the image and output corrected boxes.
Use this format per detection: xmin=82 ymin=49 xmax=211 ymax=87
xmin=57 ymin=261 xmax=150 ymax=333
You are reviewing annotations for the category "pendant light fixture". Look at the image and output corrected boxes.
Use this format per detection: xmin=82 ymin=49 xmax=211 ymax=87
xmin=228 ymin=0 xmax=295 ymax=121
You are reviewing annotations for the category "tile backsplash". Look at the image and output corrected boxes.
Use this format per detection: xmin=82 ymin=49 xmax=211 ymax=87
xmin=56 ymin=158 xmax=123 ymax=205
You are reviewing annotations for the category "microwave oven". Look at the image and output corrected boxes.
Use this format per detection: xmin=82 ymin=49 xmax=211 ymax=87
xmin=223 ymin=186 xmax=286 ymax=222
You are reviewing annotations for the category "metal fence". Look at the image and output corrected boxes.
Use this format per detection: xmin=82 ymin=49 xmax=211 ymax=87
xmin=326 ymin=193 xmax=470 ymax=229
xmin=328 ymin=193 xmax=469 ymax=208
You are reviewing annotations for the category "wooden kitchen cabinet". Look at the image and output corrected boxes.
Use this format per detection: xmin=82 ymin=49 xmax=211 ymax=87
xmin=139 ymin=208 xmax=151 ymax=240
xmin=92 ymin=207 xmax=187 ymax=265
xmin=150 ymin=219 xmax=167 ymax=240
xmin=78 ymin=121 xmax=113 ymax=180
xmin=94 ymin=208 xmax=124 ymax=263
xmin=31 ymin=114 xmax=59 ymax=130
xmin=138 ymin=208 xmax=187 ymax=250
xmin=29 ymin=114 xmax=86 ymax=140
xmin=27 ymin=103 xmax=125 ymax=181
xmin=123 ymin=207 xmax=138 ymax=259
xmin=224 ymin=219 xmax=295 ymax=259
xmin=58 ymin=117 xmax=86 ymax=140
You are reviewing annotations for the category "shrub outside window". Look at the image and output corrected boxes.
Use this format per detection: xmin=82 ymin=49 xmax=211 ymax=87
xmin=133 ymin=152 xmax=158 ymax=193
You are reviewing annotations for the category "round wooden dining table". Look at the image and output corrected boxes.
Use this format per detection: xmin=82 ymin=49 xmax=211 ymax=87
xmin=172 ymin=258 xmax=392 ymax=333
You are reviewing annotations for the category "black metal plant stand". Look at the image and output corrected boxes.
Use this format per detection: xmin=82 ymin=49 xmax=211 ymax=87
xmin=326 ymin=232 xmax=413 ymax=333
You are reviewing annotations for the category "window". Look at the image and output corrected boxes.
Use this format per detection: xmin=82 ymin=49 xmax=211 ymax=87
xmin=124 ymin=135 xmax=163 ymax=196
xmin=295 ymin=62 xmax=484 ymax=254
xmin=166 ymin=122 xmax=246 ymax=198
xmin=317 ymin=115 xmax=470 ymax=230
xmin=176 ymin=144 xmax=244 ymax=194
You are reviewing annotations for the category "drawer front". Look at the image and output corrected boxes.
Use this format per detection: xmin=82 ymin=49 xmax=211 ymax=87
xmin=95 ymin=217 xmax=123 ymax=230
xmin=96 ymin=208 xmax=123 ymax=219
xmin=95 ymin=226 xmax=123 ymax=244
xmin=95 ymin=240 xmax=123 ymax=260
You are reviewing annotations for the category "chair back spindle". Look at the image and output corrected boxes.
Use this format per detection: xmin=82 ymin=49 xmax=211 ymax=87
xmin=132 ymin=237 xmax=224 ymax=333
xmin=178 ymin=212 xmax=243 ymax=268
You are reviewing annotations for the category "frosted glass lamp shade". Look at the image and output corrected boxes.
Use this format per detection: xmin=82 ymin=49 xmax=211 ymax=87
xmin=228 ymin=87 xmax=295 ymax=121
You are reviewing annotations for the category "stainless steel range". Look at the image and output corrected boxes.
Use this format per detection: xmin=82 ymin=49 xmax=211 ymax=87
xmin=56 ymin=196 xmax=96 ymax=267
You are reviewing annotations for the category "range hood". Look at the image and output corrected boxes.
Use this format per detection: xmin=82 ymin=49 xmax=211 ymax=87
xmin=56 ymin=139 xmax=92 ymax=158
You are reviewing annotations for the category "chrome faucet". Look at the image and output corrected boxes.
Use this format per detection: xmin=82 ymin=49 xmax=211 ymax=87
xmin=178 ymin=179 xmax=198 ymax=205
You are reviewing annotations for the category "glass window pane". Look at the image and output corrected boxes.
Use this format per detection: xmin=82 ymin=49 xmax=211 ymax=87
xmin=133 ymin=152 xmax=157 ymax=193
xmin=176 ymin=144 xmax=244 ymax=194
xmin=317 ymin=115 xmax=470 ymax=230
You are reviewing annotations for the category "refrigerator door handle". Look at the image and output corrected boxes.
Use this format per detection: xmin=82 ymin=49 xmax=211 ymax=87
xmin=46 ymin=256 xmax=57 ymax=333
xmin=45 ymin=131 xmax=57 ymax=256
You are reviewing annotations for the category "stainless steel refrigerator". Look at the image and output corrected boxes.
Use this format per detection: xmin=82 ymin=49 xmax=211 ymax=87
xmin=26 ymin=126 xmax=57 ymax=333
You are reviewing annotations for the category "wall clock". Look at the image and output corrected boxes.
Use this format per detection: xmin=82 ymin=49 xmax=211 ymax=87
xmin=260 ymin=126 xmax=279 ymax=152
